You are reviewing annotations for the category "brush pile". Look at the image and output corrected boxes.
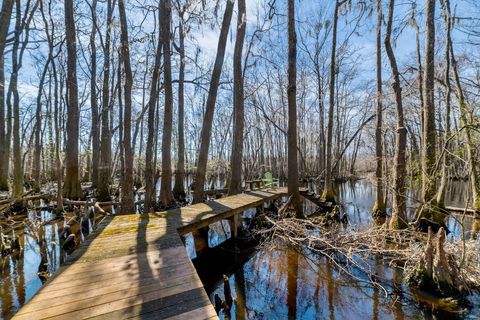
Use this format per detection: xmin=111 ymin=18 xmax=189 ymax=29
xmin=253 ymin=215 xmax=480 ymax=299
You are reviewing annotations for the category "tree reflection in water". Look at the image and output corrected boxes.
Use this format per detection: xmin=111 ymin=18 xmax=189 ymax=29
xmin=208 ymin=180 xmax=480 ymax=319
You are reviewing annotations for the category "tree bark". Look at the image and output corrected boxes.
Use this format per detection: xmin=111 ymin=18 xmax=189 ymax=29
xmin=33 ymin=57 xmax=51 ymax=192
xmin=323 ymin=0 xmax=343 ymax=203
xmin=287 ymin=0 xmax=303 ymax=217
xmin=0 ymin=0 xmax=14 ymax=191
xmin=437 ymin=0 xmax=453 ymax=208
xmin=373 ymin=0 xmax=385 ymax=215
xmin=53 ymin=60 xmax=64 ymax=213
xmin=444 ymin=0 xmax=480 ymax=214
xmin=173 ymin=8 xmax=186 ymax=201
xmin=159 ymin=0 xmax=175 ymax=207
xmin=90 ymin=0 xmax=100 ymax=188
xmin=385 ymin=0 xmax=408 ymax=229
xmin=192 ymin=0 xmax=234 ymax=204
xmin=416 ymin=0 xmax=445 ymax=227
xmin=118 ymin=0 xmax=134 ymax=214
xmin=144 ymin=11 xmax=163 ymax=212
xmin=64 ymin=0 xmax=82 ymax=198
xmin=228 ymin=0 xmax=246 ymax=196
xmin=421 ymin=0 xmax=438 ymax=206
xmin=97 ymin=0 xmax=113 ymax=201
xmin=10 ymin=0 xmax=38 ymax=196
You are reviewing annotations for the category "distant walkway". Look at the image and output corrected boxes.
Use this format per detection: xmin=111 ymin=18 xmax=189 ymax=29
xmin=13 ymin=188 xmax=288 ymax=320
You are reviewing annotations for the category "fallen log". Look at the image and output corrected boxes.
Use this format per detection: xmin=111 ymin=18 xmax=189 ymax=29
xmin=0 ymin=193 xmax=52 ymax=206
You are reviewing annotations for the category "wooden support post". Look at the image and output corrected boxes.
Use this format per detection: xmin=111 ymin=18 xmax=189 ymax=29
xmin=256 ymin=204 xmax=264 ymax=215
xmin=228 ymin=214 xmax=240 ymax=238
xmin=192 ymin=226 xmax=209 ymax=254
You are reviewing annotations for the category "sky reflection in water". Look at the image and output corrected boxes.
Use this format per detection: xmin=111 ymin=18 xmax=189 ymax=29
xmin=208 ymin=180 xmax=480 ymax=320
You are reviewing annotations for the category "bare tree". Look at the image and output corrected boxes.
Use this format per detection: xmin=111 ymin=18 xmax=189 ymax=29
xmin=417 ymin=0 xmax=443 ymax=225
xmin=173 ymin=2 xmax=187 ymax=201
xmin=192 ymin=0 xmax=235 ymax=204
xmin=372 ymin=0 xmax=385 ymax=216
xmin=144 ymin=8 xmax=162 ymax=212
xmin=64 ymin=0 xmax=82 ymax=198
xmin=0 ymin=0 xmax=14 ymax=191
xmin=98 ymin=0 xmax=114 ymax=201
xmin=445 ymin=0 xmax=480 ymax=214
xmin=323 ymin=0 xmax=346 ymax=203
xmin=287 ymin=0 xmax=303 ymax=216
xmin=118 ymin=0 xmax=134 ymax=213
xmin=437 ymin=0 xmax=453 ymax=208
xmin=421 ymin=2 xmax=436 ymax=186
xmin=228 ymin=0 xmax=246 ymax=196
xmin=159 ymin=0 xmax=175 ymax=207
xmin=33 ymin=54 xmax=50 ymax=191
xmin=385 ymin=0 xmax=408 ymax=229
xmin=89 ymin=0 xmax=100 ymax=188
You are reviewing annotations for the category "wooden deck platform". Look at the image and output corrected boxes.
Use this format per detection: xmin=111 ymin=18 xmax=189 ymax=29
xmin=13 ymin=188 xmax=288 ymax=320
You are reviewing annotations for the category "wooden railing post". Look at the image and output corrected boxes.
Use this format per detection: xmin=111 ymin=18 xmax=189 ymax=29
xmin=192 ymin=226 xmax=209 ymax=254
xmin=228 ymin=214 xmax=240 ymax=238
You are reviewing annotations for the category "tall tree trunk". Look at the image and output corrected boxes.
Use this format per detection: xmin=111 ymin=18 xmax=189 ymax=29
xmin=0 ymin=0 xmax=14 ymax=191
xmin=323 ymin=0 xmax=343 ymax=203
xmin=98 ymin=0 xmax=113 ymax=201
xmin=444 ymin=0 xmax=480 ymax=214
xmin=372 ymin=0 xmax=385 ymax=216
xmin=385 ymin=0 xmax=408 ymax=229
xmin=437 ymin=0 xmax=452 ymax=208
xmin=287 ymin=0 xmax=302 ymax=216
xmin=53 ymin=60 xmax=63 ymax=213
xmin=173 ymin=9 xmax=186 ymax=201
xmin=159 ymin=0 xmax=175 ymax=207
xmin=192 ymin=0 xmax=234 ymax=204
xmin=414 ymin=20 xmax=425 ymax=144
xmin=317 ymin=73 xmax=325 ymax=177
xmin=421 ymin=0 xmax=438 ymax=204
xmin=33 ymin=58 xmax=50 ymax=192
xmin=118 ymin=0 xmax=134 ymax=214
xmin=90 ymin=0 xmax=100 ymax=188
xmin=64 ymin=0 xmax=82 ymax=198
xmin=10 ymin=0 xmax=30 ymax=197
xmin=417 ymin=0 xmax=443 ymax=226
xmin=144 ymin=12 xmax=162 ymax=212
xmin=228 ymin=0 xmax=246 ymax=196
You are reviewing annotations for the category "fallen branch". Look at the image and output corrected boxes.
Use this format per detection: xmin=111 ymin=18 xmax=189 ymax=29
xmin=255 ymin=216 xmax=480 ymax=298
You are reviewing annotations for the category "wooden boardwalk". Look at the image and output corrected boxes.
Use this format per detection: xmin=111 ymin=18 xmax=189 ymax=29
xmin=13 ymin=188 xmax=288 ymax=320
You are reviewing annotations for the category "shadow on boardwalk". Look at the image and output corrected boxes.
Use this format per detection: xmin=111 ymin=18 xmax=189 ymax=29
xmin=12 ymin=188 xmax=286 ymax=319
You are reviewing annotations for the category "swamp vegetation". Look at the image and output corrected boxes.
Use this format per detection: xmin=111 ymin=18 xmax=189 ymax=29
xmin=0 ymin=0 xmax=480 ymax=319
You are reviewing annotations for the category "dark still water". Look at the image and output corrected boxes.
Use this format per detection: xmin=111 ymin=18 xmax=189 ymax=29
xmin=205 ymin=180 xmax=480 ymax=320
xmin=0 ymin=207 xmax=104 ymax=319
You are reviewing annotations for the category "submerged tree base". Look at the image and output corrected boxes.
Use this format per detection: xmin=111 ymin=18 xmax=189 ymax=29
xmin=407 ymin=228 xmax=464 ymax=299
xmin=321 ymin=188 xmax=336 ymax=204
xmin=416 ymin=203 xmax=448 ymax=233
xmin=372 ymin=200 xmax=387 ymax=219
xmin=389 ymin=216 xmax=408 ymax=230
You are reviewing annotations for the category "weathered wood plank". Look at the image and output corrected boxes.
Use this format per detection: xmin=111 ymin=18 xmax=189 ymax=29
xmin=56 ymin=246 xmax=188 ymax=278
xmin=161 ymin=306 xmax=219 ymax=320
xmin=14 ymin=188 xmax=292 ymax=319
xmin=88 ymin=287 xmax=213 ymax=320
xmin=14 ymin=281 xmax=205 ymax=320
xmin=38 ymin=259 xmax=194 ymax=293
xmin=16 ymin=272 xmax=201 ymax=315
xmin=176 ymin=189 xmax=288 ymax=234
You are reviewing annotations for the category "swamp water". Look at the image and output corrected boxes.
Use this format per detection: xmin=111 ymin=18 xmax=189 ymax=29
xmin=202 ymin=180 xmax=480 ymax=320
xmin=0 ymin=180 xmax=478 ymax=319
xmin=0 ymin=207 xmax=104 ymax=319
